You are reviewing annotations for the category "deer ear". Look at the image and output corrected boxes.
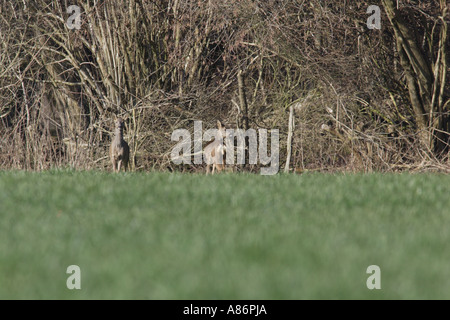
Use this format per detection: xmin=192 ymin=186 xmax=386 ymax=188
xmin=217 ymin=120 xmax=222 ymax=129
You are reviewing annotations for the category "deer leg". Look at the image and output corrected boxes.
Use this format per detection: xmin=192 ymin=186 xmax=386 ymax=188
xmin=218 ymin=155 xmax=224 ymax=173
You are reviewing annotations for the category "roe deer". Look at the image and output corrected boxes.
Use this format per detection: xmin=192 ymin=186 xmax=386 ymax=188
xmin=204 ymin=120 xmax=232 ymax=174
xmin=110 ymin=117 xmax=130 ymax=172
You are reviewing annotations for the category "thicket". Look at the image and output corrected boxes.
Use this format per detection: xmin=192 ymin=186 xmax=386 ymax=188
xmin=1 ymin=0 xmax=449 ymax=172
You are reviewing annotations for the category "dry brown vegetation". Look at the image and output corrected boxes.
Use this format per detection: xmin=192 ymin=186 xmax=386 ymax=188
xmin=1 ymin=0 xmax=449 ymax=172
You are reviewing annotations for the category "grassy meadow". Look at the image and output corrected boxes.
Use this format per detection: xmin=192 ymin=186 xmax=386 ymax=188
xmin=0 ymin=170 xmax=449 ymax=299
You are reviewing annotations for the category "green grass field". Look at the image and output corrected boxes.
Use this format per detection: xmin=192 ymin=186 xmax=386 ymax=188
xmin=0 ymin=170 xmax=449 ymax=299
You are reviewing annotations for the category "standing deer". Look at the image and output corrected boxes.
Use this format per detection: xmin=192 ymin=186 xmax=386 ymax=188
xmin=110 ymin=117 xmax=130 ymax=172
xmin=204 ymin=120 xmax=232 ymax=174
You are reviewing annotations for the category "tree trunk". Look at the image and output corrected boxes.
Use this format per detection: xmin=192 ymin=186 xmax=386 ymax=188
xmin=238 ymin=69 xmax=249 ymax=131
xmin=284 ymin=104 xmax=294 ymax=173
xmin=382 ymin=0 xmax=449 ymax=154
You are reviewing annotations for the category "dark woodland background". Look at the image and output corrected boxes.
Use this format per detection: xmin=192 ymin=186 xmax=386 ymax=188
xmin=0 ymin=0 xmax=449 ymax=172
